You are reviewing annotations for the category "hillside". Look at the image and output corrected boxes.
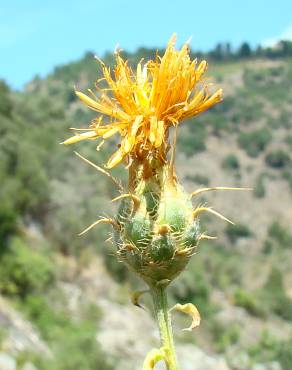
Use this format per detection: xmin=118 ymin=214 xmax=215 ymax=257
xmin=0 ymin=48 xmax=292 ymax=370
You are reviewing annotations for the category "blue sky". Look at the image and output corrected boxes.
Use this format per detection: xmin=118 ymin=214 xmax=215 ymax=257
xmin=1 ymin=0 xmax=292 ymax=89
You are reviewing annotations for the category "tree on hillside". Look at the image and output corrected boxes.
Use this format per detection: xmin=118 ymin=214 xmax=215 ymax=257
xmin=239 ymin=42 xmax=252 ymax=58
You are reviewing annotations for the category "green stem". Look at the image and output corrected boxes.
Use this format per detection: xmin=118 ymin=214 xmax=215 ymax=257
xmin=150 ymin=286 xmax=179 ymax=370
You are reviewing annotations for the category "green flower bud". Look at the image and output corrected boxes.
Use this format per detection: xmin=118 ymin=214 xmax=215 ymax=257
xmin=113 ymin=163 xmax=200 ymax=287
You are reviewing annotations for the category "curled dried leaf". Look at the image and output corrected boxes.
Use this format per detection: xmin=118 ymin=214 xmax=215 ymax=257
xmin=170 ymin=303 xmax=201 ymax=331
xmin=130 ymin=290 xmax=149 ymax=309
xmin=142 ymin=347 xmax=167 ymax=370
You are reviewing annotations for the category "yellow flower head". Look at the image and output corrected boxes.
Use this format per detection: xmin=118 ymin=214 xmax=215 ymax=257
xmin=63 ymin=34 xmax=222 ymax=168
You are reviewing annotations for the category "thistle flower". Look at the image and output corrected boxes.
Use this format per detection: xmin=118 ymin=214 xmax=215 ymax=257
xmin=63 ymin=34 xmax=222 ymax=168
xmin=64 ymin=35 xmax=248 ymax=370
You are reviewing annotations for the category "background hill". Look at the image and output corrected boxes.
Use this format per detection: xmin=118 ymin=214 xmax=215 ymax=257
xmin=0 ymin=43 xmax=292 ymax=370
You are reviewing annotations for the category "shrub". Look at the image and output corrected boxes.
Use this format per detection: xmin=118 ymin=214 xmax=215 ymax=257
xmin=278 ymin=338 xmax=292 ymax=370
xmin=225 ymin=223 xmax=252 ymax=243
xmin=261 ymin=268 xmax=292 ymax=321
xmin=229 ymin=86 xmax=263 ymax=125
xmin=238 ymin=128 xmax=272 ymax=157
xmin=0 ymin=80 xmax=13 ymax=117
xmin=273 ymin=294 xmax=292 ymax=321
xmin=210 ymin=320 xmax=240 ymax=352
xmin=279 ymin=109 xmax=291 ymax=129
xmin=240 ymin=100 xmax=263 ymax=124
xmin=265 ymin=149 xmax=290 ymax=168
xmin=262 ymin=239 xmax=273 ymax=254
xmin=243 ymin=66 xmax=287 ymax=106
xmin=0 ymin=238 xmax=55 ymax=298
xmin=254 ymin=174 xmax=266 ymax=198
xmin=178 ymin=125 xmax=206 ymax=156
xmin=267 ymin=115 xmax=282 ymax=129
xmin=0 ymin=206 xmax=17 ymax=250
xmin=185 ymin=173 xmax=209 ymax=186
xmin=206 ymin=111 xmax=229 ymax=134
xmin=23 ymin=296 xmax=114 ymax=370
xmin=248 ymin=331 xmax=280 ymax=366
xmin=283 ymin=170 xmax=292 ymax=189
xmin=285 ymin=135 xmax=292 ymax=148
xmin=268 ymin=221 xmax=292 ymax=249
xmin=233 ymin=289 xmax=266 ymax=318
xmin=222 ymin=154 xmax=240 ymax=170
xmin=49 ymin=322 xmax=115 ymax=370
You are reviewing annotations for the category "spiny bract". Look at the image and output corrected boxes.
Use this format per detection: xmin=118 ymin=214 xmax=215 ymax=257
xmin=114 ymin=163 xmax=200 ymax=286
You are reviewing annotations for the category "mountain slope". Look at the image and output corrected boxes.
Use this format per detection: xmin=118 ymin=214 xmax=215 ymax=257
xmin=0 ymin=50 xmax=292 ymax=370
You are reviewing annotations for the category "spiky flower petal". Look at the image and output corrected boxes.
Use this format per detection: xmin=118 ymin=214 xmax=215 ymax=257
xmin=63 ymin=34 xmax=222 ymax=168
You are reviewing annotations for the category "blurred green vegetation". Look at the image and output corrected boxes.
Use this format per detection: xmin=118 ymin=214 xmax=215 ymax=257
xmin=248 ymin=331 xmax=292 ymax=370
xmin=264 ymin=221 xmax=292 ymax=252
xmin=177 ymin=124 xmax=207 ymax=156
xmin=184 ymin=173 xmax=209 ymax=186
xmin=265 ymin=149 xmax=290 ymax=169
xmin=238 ymin=128 xmax=272 ymax=157
xmin=18 ymin=296 xmax=115 ymax=370
xmin=225 ymin=223 xmax=252 ymax=243
xmin=0 ymin=77 xmax=116 ymax=368
xmin=253 ymin=173 xmax=267 ymax=198
xmin=222 ymin=154 xmax=240 ymax=171
xmin=210 ymin=321 xmax=241 ymax=353
xmin=233 ymin=288 xmax=266 ymax=318
xmin=0 ymin=237 xmax=54 ymax=298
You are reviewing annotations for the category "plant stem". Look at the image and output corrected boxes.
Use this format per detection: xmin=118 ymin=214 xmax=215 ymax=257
xmin=150 ymin=286 xmax=179 ymax=370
